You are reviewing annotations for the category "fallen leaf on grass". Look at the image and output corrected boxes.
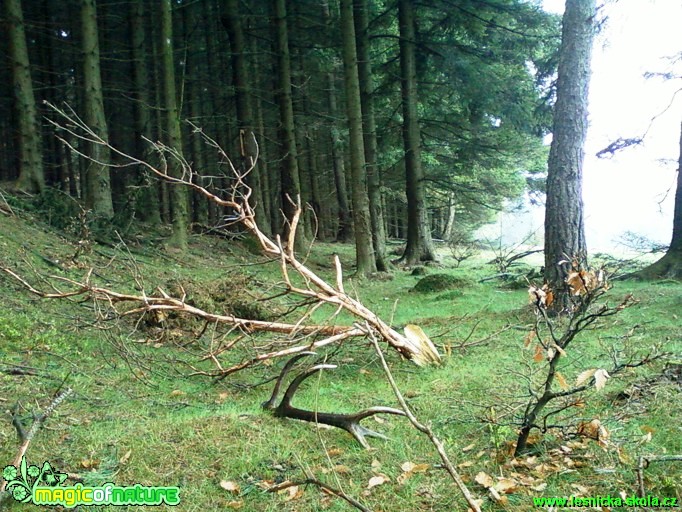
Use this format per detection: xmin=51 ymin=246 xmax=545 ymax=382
xmin=475 ymin=471 xmax=494 ymax=488
xmin=119 ymin=450 xmax=132 ymax=465
xmin=397 ymin=462 xmax=430 ymax=484
xmin=279 ymin=485 xmax=303 ymax=501
xmin=367 ymin=474 xmax=390 ymax=489
xmin=226 ymin=500 xmax=243 ymax=509
xmin=488 ymin=486 xmax=509 ymax=506
xmin=219 ymin=480 xmax=240 ymax=494
xmin=333 ymin=465 xmax=352 ymax=474
xmin=494 ymin=477 xmax=520 ymax=494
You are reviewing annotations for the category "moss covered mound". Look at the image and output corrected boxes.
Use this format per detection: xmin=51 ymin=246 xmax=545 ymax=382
xmin=412 ymin=273 xmax=471 ymax=293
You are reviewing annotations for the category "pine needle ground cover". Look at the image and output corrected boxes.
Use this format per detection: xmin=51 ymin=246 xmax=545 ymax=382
xmin=0 ymin=213 xmax=680 ymax=511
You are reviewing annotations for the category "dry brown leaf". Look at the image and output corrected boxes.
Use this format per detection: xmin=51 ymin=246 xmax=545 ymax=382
xmin=397 ymin=472 xmax=411 ymax=485
xmin=494 ymin=477 xmax=520 ymax=494
xmin=80 ymin=459 xmax=98 ymax=469
xmin=400 ymin=461 xmax=416 ymax=473
xmin=119 ymin=449 xmax=132 ymax=465
xmin=170 ymin=389 xmax=185 ymax=397
xmin=576 ymin=368 xmax=596 ymax=386
xmin=327 ymin=447 xmax=343 ymax=456
xmin=577 ymin=420 xmax=600 ymax=439
xmin=475 ymin=471 xmax=494 ymax=489
xmin=367 ymin=474 xmax=390 ymax=489
xmin=617 ymin=446 xmax=631 ymax=464
xmin=462 ymin=443 xmax=476 ymax=452
xmin=458 ymin=461 xmax=474 ymax=469
xmin=594 ymin=368 xmax=610 ymax=391
xmin=255 ymin=480 xmax=275 ymax=490
xmin=640 ymin=425 xmax=656 ymax=434
xmin=282 ymin=485 xmax=303 ymax=501
xmin=226 ymin=500 xmax=243 ymax=509
xmin=371 ymin=459 xmax=382 ymax=471
xmin=533 ymin=344 xmax=544 ymax=363
xmin=220 ymin=480 xmax=241 ymax=494
xmin=555 ymin=372 xmax=569 ymax=390
xmin=488 ymin=486 xmax=508 ymax=505
xmin=524 ymin=330 xmax=536 ymax=348
xmin=531 ymin=482 xmax=547 ymax=492
xmin=334 ymin=465 xmax=352 ymax=474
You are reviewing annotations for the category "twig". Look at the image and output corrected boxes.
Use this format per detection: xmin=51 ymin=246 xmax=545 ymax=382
xmin=0 ymin=388 xmax=73 ymax=498
xmin=367 ymin=327 xmax=482 ymax=512
xmin=266 ymin=478 xmax=372 ymax=512
xmin=636 ymin=454 xmax=682 ymax=497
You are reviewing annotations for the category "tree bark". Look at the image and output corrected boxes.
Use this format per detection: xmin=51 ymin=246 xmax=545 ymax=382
xmin=340 ymin=0 xmax=376 ymax=275
xmin=634 ymin=120 xmax=682 ymax=279
xmin=543 ymin=0 xmax=594 ymax=308
xmin=221 ymin=0 xmax=271 ymax=236
xmin=272 ymin=0 xmax=307 ymax=251
xmin=160 ymin=0 xmax=189 ymax=250
xmin=129 ymin=0 xmax=161 ymax=224
xmin=354 ymin=0 xmax=389 ymax=271
xmin=5 ymin=0 xmax=44 ymax=194
xmin=398 ymin=0 xmax=436 ymax=264
xmin=82 ymin=0 xmax=114 ymax=218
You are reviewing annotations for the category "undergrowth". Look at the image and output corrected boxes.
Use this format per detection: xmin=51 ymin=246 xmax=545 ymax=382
xmin=0 ymin=211 xmax=680 ymax=511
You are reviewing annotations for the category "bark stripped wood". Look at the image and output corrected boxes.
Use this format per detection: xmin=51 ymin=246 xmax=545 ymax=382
xmin=4 ymin=103 xmax=441 ymax=374
xmin=367 ymin=329 xmax=482 ymax=512
xmin=262 ymin=352 xmax=405 ymax=449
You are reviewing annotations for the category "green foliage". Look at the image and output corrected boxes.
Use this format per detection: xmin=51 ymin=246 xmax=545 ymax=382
xmin=1 ymin=213 xmax=680 ymax=511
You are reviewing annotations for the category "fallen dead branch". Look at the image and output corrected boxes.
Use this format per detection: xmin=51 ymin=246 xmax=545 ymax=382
xmin=0 ymin=388 xmax=73 ymax=503
xmin=1 ymin=103 xmax=441 ymax=376
xmin=266 ymin=478 xmax=372 ymax=512
xmin=636 ymin=454 xmax=682 ymax=497
xmin=368 ymin=328 xmax=482 ymax=512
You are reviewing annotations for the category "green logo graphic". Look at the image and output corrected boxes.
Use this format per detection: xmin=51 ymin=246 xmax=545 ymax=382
xmin=2 ymin=457 xmax=67 ymax=503
xmin=2 ymin=457 xmax=180 ymax=508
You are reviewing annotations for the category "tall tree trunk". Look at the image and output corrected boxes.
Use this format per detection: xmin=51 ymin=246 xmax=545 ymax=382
xmin=354 ymin=0 xmax=388 ymax=270
xmin=5 ymin=0 xmax=44 ymax=193
xmin=130 ymin=0 xmax=161 ymax=224
xmin=221 ymin=0 xmax=271 ymax=236
xmin=272 ymin=0 xmax=306 ymax=250
xmin=340 ymin=0 xmax=376 ymax=275
xmin=82 ymin=0 xmax=114 ymax=218
xmin=160 ymin=0 xmax=189 ymax=250
xmin=635 ymin=120 xmax=682 ymax=279
xmin=543 ymin=0 xmax=594 ymax=308
xmin=398 ymin=0 xmax=435 ymax=264
xmin=442 ymin=191 xmax=456 ymax=241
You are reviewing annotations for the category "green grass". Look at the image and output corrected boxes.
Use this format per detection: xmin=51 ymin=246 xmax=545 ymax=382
xmin=0 ymin=211 xmax=680 ymax=510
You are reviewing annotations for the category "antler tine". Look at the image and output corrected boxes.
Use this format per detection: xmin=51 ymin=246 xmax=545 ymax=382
xmin=265 ymin=355 xmax=407 ymax=449
xmin=261 ymin=351 xmax=317 ymax=410
xmin=276 ymin=363 xmax=338 ymax=413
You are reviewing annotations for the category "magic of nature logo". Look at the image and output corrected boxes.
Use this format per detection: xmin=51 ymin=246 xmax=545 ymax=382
xmin=2 ymin=456 xmax=180 ymax=508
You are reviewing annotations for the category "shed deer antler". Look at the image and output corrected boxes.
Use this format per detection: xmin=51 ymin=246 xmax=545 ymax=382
xmin=262 ymin=352 xmax=405 ymax=449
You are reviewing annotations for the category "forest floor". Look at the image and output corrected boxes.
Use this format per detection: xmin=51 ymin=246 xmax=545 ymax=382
xmin=0 ymin=208 xmax=680 ymax=511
